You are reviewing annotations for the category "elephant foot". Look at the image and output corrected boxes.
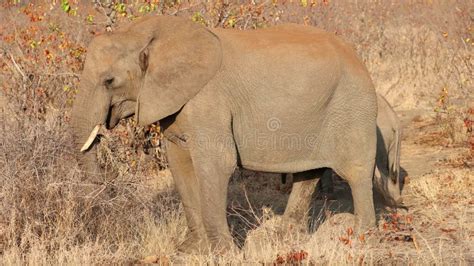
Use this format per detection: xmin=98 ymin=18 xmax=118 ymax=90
xmin=178 ymin=231 xmax=210 ymax=254
xmin=179 ymin=231 xmax=237 ymax=255
xmin=209 ymin=237 xmax=237 ymax=255
xmin=354 ymin=215 xmax=376 ymax=235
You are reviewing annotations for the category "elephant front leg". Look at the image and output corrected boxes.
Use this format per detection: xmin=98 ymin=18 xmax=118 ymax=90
xmin=191 ymin=142 xmax=237 ymax=253
xmin=165 ymin=140 xmax=209 ymax=253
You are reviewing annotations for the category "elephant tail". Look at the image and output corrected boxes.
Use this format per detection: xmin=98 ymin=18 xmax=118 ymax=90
xmin=388 ymin=124 xmax=402 ymax=184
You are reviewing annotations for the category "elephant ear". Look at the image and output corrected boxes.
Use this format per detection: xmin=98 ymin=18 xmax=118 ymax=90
xmin=136 ymin=17 xmax=222 ymax=126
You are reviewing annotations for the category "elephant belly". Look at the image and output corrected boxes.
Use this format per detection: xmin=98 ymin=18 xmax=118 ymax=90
xmin=232 ymin=107 xmax=331 ymax=173
xmin=229 ymin=78 xmax=376 ymax=174
xmin=237 ymin=143 xmax=328 ymax=174
xmin=228 ymin=72 xmax=338 ymax=173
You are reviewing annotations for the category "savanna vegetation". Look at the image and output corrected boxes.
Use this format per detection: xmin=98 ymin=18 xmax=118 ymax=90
xmin=0 ymin=0 xmax=472 ymax=264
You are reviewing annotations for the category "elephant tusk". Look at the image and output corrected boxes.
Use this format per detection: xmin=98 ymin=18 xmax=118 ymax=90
xmin=80 ymin=124 xmax=101 ymax=152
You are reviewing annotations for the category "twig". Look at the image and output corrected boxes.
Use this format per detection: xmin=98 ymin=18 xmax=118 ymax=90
xmin=384 ymin=66 xmax=402 ymax=98
xmin=93 ymin=0 xmax=117 ymax=32
xmin=242 ymin=184 xmax=260 ymax=222
xmin=8 ymin=53 xmax=26 ymax=81
xmin=168 ymin=3 xmax=202 ymax=16
xmin=41 ymin=72 xmax=80 ymax=78
xmin=412 ymin=227 xmax=437 ymax=261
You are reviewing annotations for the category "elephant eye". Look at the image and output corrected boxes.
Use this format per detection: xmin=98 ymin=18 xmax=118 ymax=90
xmin=103 ymin=77 xmax=115 ymax=88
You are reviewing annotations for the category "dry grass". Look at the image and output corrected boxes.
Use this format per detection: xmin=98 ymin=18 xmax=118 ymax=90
xmin=1 ymin=0 xmax=473 ymax=264
xmin=0 ymin=102 xmax=185 ymax=264
xmin=1 ymin=102 xmax=472 ymax=264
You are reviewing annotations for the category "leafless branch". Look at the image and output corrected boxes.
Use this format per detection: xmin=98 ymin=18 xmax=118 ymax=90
xmin=8 ymin=53 xmax=26 ymax=81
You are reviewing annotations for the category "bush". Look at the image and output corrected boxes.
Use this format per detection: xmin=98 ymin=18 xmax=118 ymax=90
xmin=0 ymin=0 xmax=471 ymax=263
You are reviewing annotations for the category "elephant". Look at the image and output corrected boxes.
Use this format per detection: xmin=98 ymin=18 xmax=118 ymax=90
xmin=282 ymin=93 xmax=403 ymax=223
xmin=71 ymin=16 xmax=378 ymax=253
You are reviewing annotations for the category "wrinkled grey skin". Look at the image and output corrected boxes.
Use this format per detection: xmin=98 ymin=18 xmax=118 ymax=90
xmin=282 ymin=94 xmax=402 ymax=223
xmin=72 ymin=16 xmax=378 ymax=253
xmin=373 ymin=94 xmax=402 ymax=205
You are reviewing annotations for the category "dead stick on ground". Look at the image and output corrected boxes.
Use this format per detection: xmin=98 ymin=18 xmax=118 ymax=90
xmin=412 ymin=235 xmax=420 ymax=252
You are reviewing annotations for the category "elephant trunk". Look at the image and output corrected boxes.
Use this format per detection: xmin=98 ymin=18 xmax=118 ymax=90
xmin=72 ymin=109 xmax=101 ymax=179
xmin=72 ymin=128 xmax=101 ymax=178
xmin=71 ymin=79 xmax=109 ymax=179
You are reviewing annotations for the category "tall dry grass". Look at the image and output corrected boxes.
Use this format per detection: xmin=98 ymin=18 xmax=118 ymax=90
xmin=1 ymin=103 xmax=473 ymax=263
xmin=0 ymin=101 xmax=185 ymax=263
xmin=1 ymin=0 xmax=472 ymax=264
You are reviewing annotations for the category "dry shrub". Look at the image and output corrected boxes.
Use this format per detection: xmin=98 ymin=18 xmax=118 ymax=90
xmin=1 ymin=0 xmax=473 ymax=264
xmin=304 ymin=1 xmax=472 ymax=110
xmin=433 ymin=87 xmax=473 ymax=149
xmin=0 ymin=101 xmax=183 ymax=263
xmin=401 ymin=169 xmax=473 ymax=264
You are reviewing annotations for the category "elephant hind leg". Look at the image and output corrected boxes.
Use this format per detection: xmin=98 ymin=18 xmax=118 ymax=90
xmin=283 ymin=168 xmax=328 ymax=227
xmin=316 ymin=170 xmax=335 ymax=199
xmin=337 ymin=164 xmax=376 ymax=233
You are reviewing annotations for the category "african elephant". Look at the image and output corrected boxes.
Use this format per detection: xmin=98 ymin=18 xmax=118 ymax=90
xmin=282 ymin=93 xmax=403 ymax=223
xmin=71 ymin=16 xmax=378 ymax=253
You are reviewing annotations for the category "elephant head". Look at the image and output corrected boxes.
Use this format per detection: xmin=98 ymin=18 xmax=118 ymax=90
xmin=71 ymin=16 xmax=222 ymax=174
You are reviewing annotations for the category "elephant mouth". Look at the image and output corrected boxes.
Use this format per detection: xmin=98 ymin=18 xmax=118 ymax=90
xmin=106 ymin=100 xmax=136 ymax=129
xmin=80 ymin=100 xmax=136 ymax=152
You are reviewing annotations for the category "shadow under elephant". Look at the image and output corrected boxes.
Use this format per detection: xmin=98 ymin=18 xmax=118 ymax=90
xmin=226 ymin=167 xmax=408 ymax=248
